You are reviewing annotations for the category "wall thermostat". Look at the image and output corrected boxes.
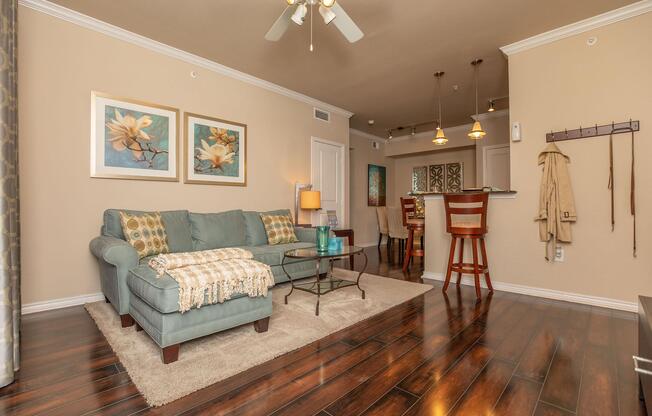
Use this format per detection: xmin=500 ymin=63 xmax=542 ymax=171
xmin=511 ymin=122 xmax=522 ymax=142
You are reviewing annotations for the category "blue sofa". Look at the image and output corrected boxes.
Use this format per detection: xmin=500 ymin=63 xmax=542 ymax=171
xmin=89 ymin=208 xmax=323 ymax=363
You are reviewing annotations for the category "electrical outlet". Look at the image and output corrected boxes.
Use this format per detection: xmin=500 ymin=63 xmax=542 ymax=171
xmin=554 ymin=246 xmax=565 ymax=262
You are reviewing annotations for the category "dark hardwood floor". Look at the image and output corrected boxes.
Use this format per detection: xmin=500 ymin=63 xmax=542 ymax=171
xmin=0 ymin=244 xmax=646 ymax=415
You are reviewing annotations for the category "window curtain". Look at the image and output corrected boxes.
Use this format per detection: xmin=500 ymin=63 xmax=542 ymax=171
xmin=0 ymin=0 xmax=20 ymax=388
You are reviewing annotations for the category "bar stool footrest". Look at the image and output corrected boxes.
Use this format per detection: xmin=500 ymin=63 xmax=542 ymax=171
xmin=451 ymin=262 xmax=488 ymax=274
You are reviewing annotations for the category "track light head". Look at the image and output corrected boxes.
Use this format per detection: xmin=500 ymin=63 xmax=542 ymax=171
xmin=321 ymin=0 xmax=336 ymax=7
xmin=488 ymin=100 xmax=495 ymax=112
xmin=286 ymin=0 xmax=297 ymax=5
xmin=388 ymin=129 xmax=393 ymax=140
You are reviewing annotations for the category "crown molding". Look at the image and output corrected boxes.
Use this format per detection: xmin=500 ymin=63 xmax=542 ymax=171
xmin=18 ymin=0 xmax=355 ymax=119
xmin=500 ymin=0 xmax=652 ymax=56
xmin=349 ymin=128 xmax=384 ymax=142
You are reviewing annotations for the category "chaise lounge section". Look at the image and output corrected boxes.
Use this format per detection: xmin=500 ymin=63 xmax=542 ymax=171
xmin=90 ymin=208 xmax=325 ymax=362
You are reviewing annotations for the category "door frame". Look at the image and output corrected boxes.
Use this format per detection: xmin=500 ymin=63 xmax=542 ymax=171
xmin=310 ymin=136 xmax=346 ymax=227
xmin=482 ymin=144 xmax=510 ymax=188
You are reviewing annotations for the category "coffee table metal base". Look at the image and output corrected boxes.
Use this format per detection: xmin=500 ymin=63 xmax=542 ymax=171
xmin=282 ymin=251 xmax=367 ymax=316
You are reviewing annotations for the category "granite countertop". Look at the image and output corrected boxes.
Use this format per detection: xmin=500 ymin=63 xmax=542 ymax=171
xmin=408 ymin=190 xmax=517 ymax=196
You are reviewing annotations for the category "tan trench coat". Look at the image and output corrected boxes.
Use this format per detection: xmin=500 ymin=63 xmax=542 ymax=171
xmin=535 ymin=143 xmax=577 ymax=260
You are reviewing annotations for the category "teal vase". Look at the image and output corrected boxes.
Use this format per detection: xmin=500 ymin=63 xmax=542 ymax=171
xmin=316 ymin=226 xmax=330 ymax=252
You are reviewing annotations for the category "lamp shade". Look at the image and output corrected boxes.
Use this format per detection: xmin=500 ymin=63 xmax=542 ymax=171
xmin=300 ymin=190 xmax=321 ymax=209
xmin=432 ymin=128 xmax=448 ymax=145
xmin=468 ymin=120 xmax=486 ymax=140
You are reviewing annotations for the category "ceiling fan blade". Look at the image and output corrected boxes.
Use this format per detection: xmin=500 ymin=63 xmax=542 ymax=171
xmin=330 ymin=2 xmax=364 ymax=43
xmin=265 ymin=5 xmax=295 ymax=41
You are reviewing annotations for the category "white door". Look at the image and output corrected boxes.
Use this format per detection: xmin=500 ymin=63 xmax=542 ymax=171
xmin=483 ymin=144 xmax=510 ymax=190
xmin=311 ymin=138 xmax=345 ymax=226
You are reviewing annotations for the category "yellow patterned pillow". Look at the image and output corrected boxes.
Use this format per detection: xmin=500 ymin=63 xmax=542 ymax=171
xmin=260 ymin=214 xmax=299 ymax=245
xmin=119 ymin=211 xmax=170 ymax=258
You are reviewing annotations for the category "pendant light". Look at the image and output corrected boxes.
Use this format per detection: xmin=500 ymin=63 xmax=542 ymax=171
xmin=468 ymin=59 xmax=486 ymax=140
xmin=432 ymin=71 xmax=448 ymax=145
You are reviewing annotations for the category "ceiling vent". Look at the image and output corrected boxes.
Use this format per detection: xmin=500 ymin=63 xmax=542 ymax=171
xmin=314 ymin=108 xmax=331 ymax=122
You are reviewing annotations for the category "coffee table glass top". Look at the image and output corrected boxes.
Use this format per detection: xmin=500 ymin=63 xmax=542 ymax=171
xmin=284 ymin=245 xmax=363 ymax=259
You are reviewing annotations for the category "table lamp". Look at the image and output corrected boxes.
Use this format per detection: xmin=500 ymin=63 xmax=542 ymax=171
xmin=299 ymin=190 xmax=321 ymax=226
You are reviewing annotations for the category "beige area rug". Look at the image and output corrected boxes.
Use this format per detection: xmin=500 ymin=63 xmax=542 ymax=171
xmin=85 ymin=269 xmax=432 ymax=406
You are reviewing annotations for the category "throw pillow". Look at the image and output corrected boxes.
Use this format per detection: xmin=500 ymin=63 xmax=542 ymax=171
xmin=259 ymin=214 xmax=299 ymax=245
xmin=119 ymin=211 xmax=170 ymax=258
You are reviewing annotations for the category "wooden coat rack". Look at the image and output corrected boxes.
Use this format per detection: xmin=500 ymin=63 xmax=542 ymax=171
xmin=546 ymin=120 xmax=640 ymax=142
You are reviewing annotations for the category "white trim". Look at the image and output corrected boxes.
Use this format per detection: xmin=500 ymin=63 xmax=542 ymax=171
xmin=349 ymin=128 xmax=385 ymax=142
xmin=18 ymin=0 xmax=354 ymax=119
xmin=22 ymin=292 xmax=105 ymax=315
xmin=500 ymin=0 xmax=652 ymax=56
xmin=481 ymin=144 xmax=510 ymax=188
xmin=421 ymin=272 xmax=637 ymax=312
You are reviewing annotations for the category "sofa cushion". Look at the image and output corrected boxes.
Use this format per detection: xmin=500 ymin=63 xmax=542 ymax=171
xmin=259 ymin=213 xmax=299 ymax=245
xmin=243 ymin=209 xmax=292 ymax=246
xmin=238 ymin=242 xmax=314 ymax=266
xmin=189 ymin=210 xmax=247 ymax=251
xmin=103 ymin=209 xmax=193 ymax=253
xmin=127 ymin=264 xmax=248 ymax=314
xmin=119 ymin=211 xmax=170 ymax=259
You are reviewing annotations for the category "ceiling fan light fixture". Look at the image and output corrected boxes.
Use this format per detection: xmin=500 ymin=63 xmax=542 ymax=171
xmin=321 ymin=0 xmax=336 ymax=7
xmin=291 ymin=3 xmax=308 ymax=25
xmin=319 ymin=5 xmax=336 ymax=25
xmin=468 ymin=120 xmax=486 ymax=140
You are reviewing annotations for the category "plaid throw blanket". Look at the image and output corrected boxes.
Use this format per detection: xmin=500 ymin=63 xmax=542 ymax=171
xmin=148 ymin=248 xmax=274 ymax=313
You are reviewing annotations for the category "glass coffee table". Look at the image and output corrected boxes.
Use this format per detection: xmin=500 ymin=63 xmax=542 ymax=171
xmin=281 ymin=246 xmax=367 ymax=316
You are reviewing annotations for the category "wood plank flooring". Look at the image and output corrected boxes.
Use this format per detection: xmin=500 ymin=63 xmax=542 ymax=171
xmin=0 ymin=245 xmax=646 ymax=415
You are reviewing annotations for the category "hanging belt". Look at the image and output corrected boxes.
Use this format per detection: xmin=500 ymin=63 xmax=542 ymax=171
xmin=608 ymin=127 xmax=636 ymax=257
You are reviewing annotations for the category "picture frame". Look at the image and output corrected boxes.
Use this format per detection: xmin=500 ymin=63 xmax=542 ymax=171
xmin=367 ymin=164 xmax=387 ymax=206
xmin=184 ymin=112 xmax=247 ymax=186
xmin=90 ymin=91 xmax=180 ymax=181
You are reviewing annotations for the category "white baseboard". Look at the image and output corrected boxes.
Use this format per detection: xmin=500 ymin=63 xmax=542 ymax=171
xmin=22 ymin=292 xmax=105 ymax=315
xmin=421 ymin=272 xmax=637 ymax=312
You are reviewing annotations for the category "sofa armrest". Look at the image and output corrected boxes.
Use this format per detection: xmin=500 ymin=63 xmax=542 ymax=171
xmin=294 ymin=227 xmax=317 ymax=244
xmin=90 ymin=236 xmax=139 ymax=268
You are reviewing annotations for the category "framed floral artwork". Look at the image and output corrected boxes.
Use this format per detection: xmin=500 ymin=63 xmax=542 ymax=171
xmin=90 ymin=92 xmax=179 ymax=181
xmin=184 ymin=112 xmax=247 ymax=186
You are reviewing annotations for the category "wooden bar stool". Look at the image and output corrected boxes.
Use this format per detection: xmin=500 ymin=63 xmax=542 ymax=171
xmin=403 ymin=221 xmax=425 ymax=272
xmin=442 ymin=192 xmax=493 ymax=298
xmin=401 ymin=197 xmax=425 ymax=272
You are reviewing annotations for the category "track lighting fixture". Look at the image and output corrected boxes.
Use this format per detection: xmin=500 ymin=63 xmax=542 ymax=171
xmin=411 ymin=127 xmax=416 ymax=136
xmin=468 ymin=59 xmax=486 ymax=140
xmin=488 ymin=100 xmax=496 ymax=112
xmin=286 ymin=0 xmax=296 ymax=4
xmin=388 ymin=129 xmax=393 ymax=140
xmin=432 ymin=71 xmax=448 ymax=146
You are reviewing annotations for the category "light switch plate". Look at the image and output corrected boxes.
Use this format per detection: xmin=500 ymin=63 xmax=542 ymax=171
xmin=554 ymin=246 xmax=565 ymax=262
xmin=511 ymin=122 xmax=522 ymax=142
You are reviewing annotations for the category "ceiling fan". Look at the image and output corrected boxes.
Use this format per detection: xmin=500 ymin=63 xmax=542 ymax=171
xmin=265 ymin=0 xmax=364 ymax=47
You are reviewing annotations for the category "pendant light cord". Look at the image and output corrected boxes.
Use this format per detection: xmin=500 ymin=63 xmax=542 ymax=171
xmin=437 ymin=76 xmax=442 ymax=128
xmin=310 ymin=3 xmax=314 ymax=51
xmin=474 ymin=63 xmax=479 ymax=117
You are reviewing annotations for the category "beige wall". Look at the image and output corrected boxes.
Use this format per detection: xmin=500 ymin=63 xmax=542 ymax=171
xmin=425 ymin=12 xmax=652 ymax=304
xmin=393 ymin=147 xmax=477 ymax=199
xmin=19 ymin=8 xmax=350 ymax=304
xmin=349 ymin=132 xmax=394 ymax=246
